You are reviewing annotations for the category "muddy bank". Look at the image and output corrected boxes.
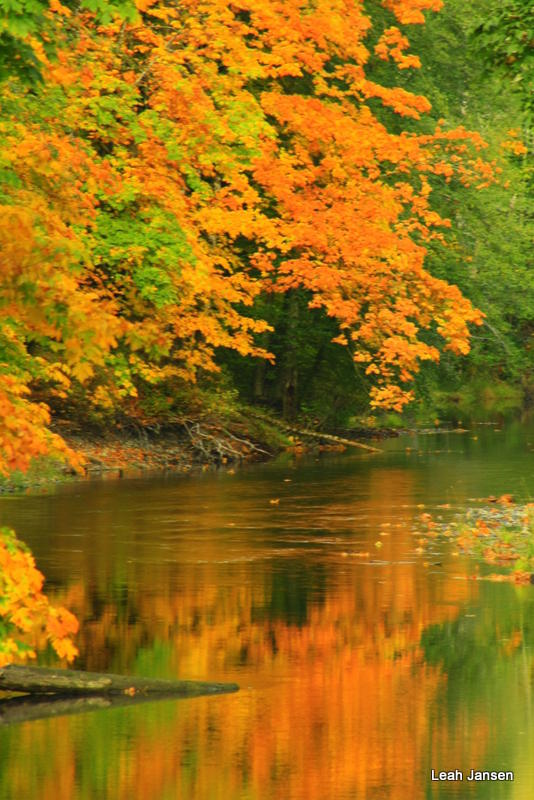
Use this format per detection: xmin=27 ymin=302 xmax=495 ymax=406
xmin=0 ymin=413 xmax=393 ymax=492
xmin=69 ymin=418 xmax=276 ymax=477
xmin=69 ymin=417 xmax=393 ymax=476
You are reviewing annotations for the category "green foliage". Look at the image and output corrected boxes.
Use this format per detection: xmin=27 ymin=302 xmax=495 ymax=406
xmin=92 ymin=210 xmax=195 ymax=310
xmin=370 ymin=0 xmax=534 ymax=416
xmin=220 ymin=290 xmax=371 ymax=426
xmin=0 ymin=0 xmax=137 ymax=83
xmin=474 ymin=0 xmax=534 ymax=122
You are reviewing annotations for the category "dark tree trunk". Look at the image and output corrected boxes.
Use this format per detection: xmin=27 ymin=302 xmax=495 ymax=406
xmin=282 ymin=291 xmax=299 ymax=420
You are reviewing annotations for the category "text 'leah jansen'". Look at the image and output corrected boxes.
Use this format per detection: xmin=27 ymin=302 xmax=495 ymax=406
xmin=431 ymin=770 xmax=514 ymax=782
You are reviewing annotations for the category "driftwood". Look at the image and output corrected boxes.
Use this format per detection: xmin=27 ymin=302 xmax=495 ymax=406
xmin=286 ymin=425 xmax=382 ymax=452
xmin=183 ymin=420 xmax=272 ymax=463
xmin=0 ymin=665 xmax=238 ymax=698
xmin=247 ymin=410 xmax=382 ymax=453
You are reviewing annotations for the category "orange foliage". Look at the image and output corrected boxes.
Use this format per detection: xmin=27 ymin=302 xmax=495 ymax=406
xmin=0 ymin=0 xmax=492 ymax=470
xmin=0 ymin=527 xmax=79 ymax=665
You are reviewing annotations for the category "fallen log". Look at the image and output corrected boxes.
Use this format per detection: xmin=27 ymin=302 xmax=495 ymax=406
xmin=0 ymin=665 xmax=238 ymax=698
xmin=290 ymin=426 xmax=382 ymax=453
xmin=247 ymin=410 xmax=382 ymax=453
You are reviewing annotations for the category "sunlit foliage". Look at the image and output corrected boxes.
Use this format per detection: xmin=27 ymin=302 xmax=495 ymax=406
xmin=0 ymin=526 xmax=78 ymax=665
xmin=0 ymin=0 xmax=494 ymax=471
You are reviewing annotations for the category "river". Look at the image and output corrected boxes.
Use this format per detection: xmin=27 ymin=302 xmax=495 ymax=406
xmin=1 ymin=419 xmax=534 ymax=799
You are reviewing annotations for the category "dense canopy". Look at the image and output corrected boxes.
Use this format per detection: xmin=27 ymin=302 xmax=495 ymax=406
xmin=0 ymin=0 xmax=532 ymax=475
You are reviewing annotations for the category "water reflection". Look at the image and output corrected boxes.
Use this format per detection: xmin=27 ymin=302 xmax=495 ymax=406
xmin=1 ymin=426 xmax=534 ymax=798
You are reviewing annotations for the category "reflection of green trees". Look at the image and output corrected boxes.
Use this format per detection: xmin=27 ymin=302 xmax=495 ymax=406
xmin=260 ymin=560 xmax=328 ymax=628
xmin=421 ymin=583 xmax=534 ymax=692
xmin=0 ymin=698 xmax=201 ymax=800
xmin=421 ymin=583 xmax=534 ymax=797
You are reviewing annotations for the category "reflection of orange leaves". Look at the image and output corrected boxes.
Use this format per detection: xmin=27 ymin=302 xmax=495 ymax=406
xmin=72 ymin=504 xmax=471 ymax=800
xmin=6 ymin=480 xmax=483 ymax=800
xmin=500 ymin=630 xmax=523 ymax=656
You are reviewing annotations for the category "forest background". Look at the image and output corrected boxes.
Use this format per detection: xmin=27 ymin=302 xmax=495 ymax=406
xmin=0 ymin=0 xmax=533 ymax=479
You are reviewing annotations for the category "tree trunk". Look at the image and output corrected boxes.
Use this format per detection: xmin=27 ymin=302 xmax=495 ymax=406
xmin=282 ymin=291 xmax=299 ymax=420
xmin=253 ymin=359 xmax=267 ymax=401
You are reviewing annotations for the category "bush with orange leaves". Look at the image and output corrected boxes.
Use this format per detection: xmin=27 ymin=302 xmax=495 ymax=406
xmin=0 ymin=526 xmax=79 ymax=666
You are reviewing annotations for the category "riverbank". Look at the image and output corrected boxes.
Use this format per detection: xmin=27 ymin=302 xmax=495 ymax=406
xmin=0 ymin=410 xmax=392 ymax=493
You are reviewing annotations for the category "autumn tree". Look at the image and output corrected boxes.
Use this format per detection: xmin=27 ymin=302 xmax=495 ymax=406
xmin=217 ymin=0 xmax=490 ymax=413
xmin=0 ymin=0 xmax=495 ymax=470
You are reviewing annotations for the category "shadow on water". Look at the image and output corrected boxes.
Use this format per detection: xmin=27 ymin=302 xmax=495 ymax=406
xmin=0 ymin=689 xmax=235 ymax=727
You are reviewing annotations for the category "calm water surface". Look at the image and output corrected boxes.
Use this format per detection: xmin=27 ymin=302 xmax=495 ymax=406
xmin=2 ymin=420 xmax=534 ymax=799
